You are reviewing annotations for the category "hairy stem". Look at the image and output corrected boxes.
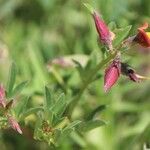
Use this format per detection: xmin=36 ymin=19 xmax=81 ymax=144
xmin=67 ymin=51 xmax=118 ymax=118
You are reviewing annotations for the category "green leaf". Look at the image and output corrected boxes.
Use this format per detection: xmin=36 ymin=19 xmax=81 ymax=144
xmin=16 ymin=97 xmax=29 ymax=118
xmin=62 ymin=120 xmax=82 ymax=135
xmin=91 ymin=73 xmax=102 ymax=82
xmin=62 ymin=128 xmax=73 ymax=137
xmin=108 ymin=21 xmax=117 ymax=30
xmin=12 ymin=81 xmax=28 ymax=96
xmin=79 ymin=120 xmax=106 ymax=132
xmin=20 ymin=107 xmax=44 ymax=120
xmin=113 ymin=25 xmax=132 ymax=47
xmin=83 ymin=3 xmax=94 ymax=14
xmin=63 ymin=120 xmax=82 ymax=131
xmin=72 ymin=59 xmax=83 ymax=72
xmin=53 ymin=129 xmax=62 ymax=142
xmin=128 ymin=123 xmax=150 ymax=149
xmin=51 ymin=93 xmax=66 ymax=117
xmin=86 ymin=105 xmax=107 ymax=120
xmin=44 ymin=86 xmax=53 ymax=110
xmin=54 ymin=117 xmax=69 ymax=129
xmin=33 ymin=113 xmax=43 ymax=140
xmin=85 ymin=59 xmax=93 ymax=71
xmin=70 ymin=132 xmax=86 ymax=147
xmin=7 ymin=62 xmax=17 ymax=97
xmin=72 ymin=59 xmax=84 ymax=78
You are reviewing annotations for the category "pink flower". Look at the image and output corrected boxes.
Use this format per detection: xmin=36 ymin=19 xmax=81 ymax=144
xmin=8 ymin=116 xmax=22 ymax=134
xmin=0 ymin=84 xmax=6 ymax=107
xmin=93 ymin=12 xmax=114 ymax=49
xmin=104 ymin=57 xmax=121 ymax=92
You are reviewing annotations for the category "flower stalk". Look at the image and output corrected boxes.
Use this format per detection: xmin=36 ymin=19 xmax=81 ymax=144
xmin=67 ymin=51 xmax=118 ymax=118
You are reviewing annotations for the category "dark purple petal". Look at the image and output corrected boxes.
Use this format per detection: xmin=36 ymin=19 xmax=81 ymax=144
xmin=128 ymin=70 xmax=139 ymax=82
xmin=121 ymin=63 xmax=140 ymax=82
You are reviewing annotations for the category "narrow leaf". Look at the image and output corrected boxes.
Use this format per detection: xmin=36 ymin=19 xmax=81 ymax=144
xmin=72 ymin=59 xmax=84 ymax=78
xmin=16 ymin=97 xmax=30 ymax=118
xmin=54 ymin=117 xmax=69 ymax=129
xmin=70 ymin=132 xmax=86 ymax=147
xmin=20 ymin=107 xmax=44 ymax=120
xmin=62 ymin=128 xmax=73 ymax=137
xmin=51 ymin=93 xmax=66 ymax=117
xmin=63 ymin=120 xmax=82 ymax=131
xmin=108 ymin=21 xmax=117 ymax=30
xmin=86 ymin=105 xmax=107 ymax=120
xmin=113 ymin=25 xmax=132 ymax=47
xmin=62 ymin=120 xmax=82 ymax=135
xmin=83 ymin=3 xmax=94 ymax=14
xmin=80 ymin=120 xmax=106 ymax=132
xmin=12 ymin=81 xmax=28 ymax=96
xmin=7 ymin=62 xmax=17 ymax=97
xmin=44 ymin=86 xmax=53 ymax=110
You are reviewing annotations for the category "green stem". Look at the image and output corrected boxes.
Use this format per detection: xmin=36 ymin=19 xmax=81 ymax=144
xmin=67 ymin=51 xmax=118 ymax=118
xmin=51 ymin=67 xmax=65 ymax=86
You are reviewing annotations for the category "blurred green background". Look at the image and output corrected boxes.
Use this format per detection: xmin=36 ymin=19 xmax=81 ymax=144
xmin=0 ymin=0 xmax=150 ymax=150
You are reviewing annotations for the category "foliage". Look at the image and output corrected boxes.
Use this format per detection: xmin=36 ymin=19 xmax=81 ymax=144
xmin=0 ymin=0 xmax=150 ymax=150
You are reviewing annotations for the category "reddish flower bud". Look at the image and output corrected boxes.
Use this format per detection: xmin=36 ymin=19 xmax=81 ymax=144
xmin=133 ymin=23 xmax=150 ymax=47
xmin=8 ymin=116 xmax=22 ymax=134
xmin=121 ymin=63 xmax=140 ymax=82
xmin=104 ymin=57 xmax=121 ymax=92
xmin=93 ymin=12 xmax=114 ymax=49
xmin=0 ymin=84 xmax=6 ymax=107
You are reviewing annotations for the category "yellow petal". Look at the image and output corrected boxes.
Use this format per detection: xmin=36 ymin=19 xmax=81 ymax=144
xmin=146 ymin=32 xmax=150 ymax=38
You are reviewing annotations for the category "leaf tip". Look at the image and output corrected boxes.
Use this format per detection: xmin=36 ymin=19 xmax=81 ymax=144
xmin=83 ymin=3 xmax=94 ymax=14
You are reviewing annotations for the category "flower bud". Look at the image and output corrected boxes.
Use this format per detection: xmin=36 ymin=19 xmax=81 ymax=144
xmin=93 ymin=12 xmax=114 ymax=49
xmin=104 ymin=57 xmax=121 ymax=92
xmin=0 ymin=84 xmax=6 ymax=107
xmin=8 ymin=116 xmax=22 ymax=134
